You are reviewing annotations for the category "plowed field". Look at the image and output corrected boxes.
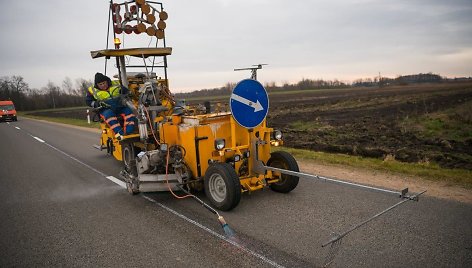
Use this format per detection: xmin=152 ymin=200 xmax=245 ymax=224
xmin=267 ymin=82 xmax=472 ymax=169
xmin=29 ymin=82 xmax=472 ymax=170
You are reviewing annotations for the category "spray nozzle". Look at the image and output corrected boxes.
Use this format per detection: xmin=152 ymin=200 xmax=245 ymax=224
xmin=218 ymin=216 xmax=227 ymax=226
xmin=218 ymin=216 xmax=235 ymax=237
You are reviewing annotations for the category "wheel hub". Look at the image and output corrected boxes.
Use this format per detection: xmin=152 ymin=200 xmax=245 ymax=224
xmin=209 ymin=174 xmax=227 ymax=202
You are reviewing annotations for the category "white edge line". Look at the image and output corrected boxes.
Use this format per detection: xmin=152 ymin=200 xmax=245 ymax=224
xmin=106 ymin=176 xmax=127 ymax=188
xmin=142 ymin=195 xmax=285 ymax=268
xmin=20 ymin=127 xmax=284 ymax=268
xmin=15 ymin=126 xmax=21 ymax=130
xmin=33 ymin=136 xmax=45 ymax=143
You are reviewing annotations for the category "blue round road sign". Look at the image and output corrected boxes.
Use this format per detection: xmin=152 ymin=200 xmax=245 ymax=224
xmin=230 ymin=79 xmax=269 ymax=128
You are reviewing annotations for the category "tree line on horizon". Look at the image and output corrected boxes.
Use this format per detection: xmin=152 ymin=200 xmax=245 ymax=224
xmin=0 ymin=76 xmax=92 ymax=111
xmin=1 ymin=72 xmax=469 ymax=111
xmin=175 ymin=72 xmax=465 ymax=99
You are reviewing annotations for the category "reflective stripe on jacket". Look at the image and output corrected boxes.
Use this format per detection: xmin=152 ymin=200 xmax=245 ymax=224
xmin=87 ymin=80 xmax=122 ymax=101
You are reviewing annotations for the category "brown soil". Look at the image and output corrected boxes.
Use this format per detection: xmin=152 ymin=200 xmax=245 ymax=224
xmin=267 ymin=82 xmax=472 ymax=170
xmin=25 ymin=82 xmax=472 ymax=201
xmin=24 ymin=117 xmax=472 ymax=204
xmin=29 ymin=83 xmax=472 ymax=171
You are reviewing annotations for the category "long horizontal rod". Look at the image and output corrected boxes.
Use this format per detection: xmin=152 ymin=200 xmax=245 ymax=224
xmin=265 ymin=166 xmax=403 ymax=197
xmin=125 ymin=65 xmax=166 ymax=68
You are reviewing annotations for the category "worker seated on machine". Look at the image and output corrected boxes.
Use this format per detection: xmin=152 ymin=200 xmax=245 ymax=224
xmin=86 ymin=72 xmax=137 ymax=141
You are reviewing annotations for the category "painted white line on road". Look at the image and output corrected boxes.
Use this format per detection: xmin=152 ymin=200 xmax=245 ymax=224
xmin=42 ymin=142 xmax=108 ymax=177
xmin=19 ymin=128 xmax=124 ymax=188
xmin=17 ymin=126 xmax=283 ymax=267
xmin=33 ymin=136 xmax=45 ymax=143
xmin=15 ymin=126 xmax=21 ymax=130
xmin=106 ymin=176 xmax=126 ymax=188
xmin=142 ymin=195 xmax=285 ymax=268
xmin=103 ymin=173 xmax=283 ymax=267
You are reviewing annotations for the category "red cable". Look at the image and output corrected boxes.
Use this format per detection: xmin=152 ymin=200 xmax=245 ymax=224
xmin=165 ymin=145 xmax=193 ymax=199
xmin=143 ymin=106 xmax=160 ymax=145
xmin=142 ymin=106 xmax=191 ymax=199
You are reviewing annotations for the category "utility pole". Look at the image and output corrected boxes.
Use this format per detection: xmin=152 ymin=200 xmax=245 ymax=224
xmin=378 ymin=72 xmax=383 ymax=87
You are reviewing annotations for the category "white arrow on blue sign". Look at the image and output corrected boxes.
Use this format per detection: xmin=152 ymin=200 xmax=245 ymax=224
xmin=230 ymin=79 xmax=269 ymax=128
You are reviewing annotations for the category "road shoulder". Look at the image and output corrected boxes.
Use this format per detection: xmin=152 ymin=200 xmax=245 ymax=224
xmin=298 ymin=160 xmax=472 ymax=204
xmin=19 ymin=116 xmax=472 ymax=204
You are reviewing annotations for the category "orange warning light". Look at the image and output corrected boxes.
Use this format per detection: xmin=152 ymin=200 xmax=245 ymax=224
xmin=114 ymin=38 xmax=121 ymax=48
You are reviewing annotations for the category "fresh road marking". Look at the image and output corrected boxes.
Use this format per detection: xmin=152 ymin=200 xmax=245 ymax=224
xmin=33 ymin=136 xmax=45 ymax=143
xmin=106 ymin=176 xmax=126 ymax=188
xmin=142 ymin=195 xmax=285 ymax=268
xmin=20 ymin=127 xmax=284 ymax=268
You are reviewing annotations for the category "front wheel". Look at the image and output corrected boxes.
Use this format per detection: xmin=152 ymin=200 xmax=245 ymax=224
xmin=267 ymin=151 xmax=300 ymax=193
xmin=204 ymin=163 xmax=241 ymax=211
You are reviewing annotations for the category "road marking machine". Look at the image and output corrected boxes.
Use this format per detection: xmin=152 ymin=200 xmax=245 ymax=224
xmin=91 ymin=1 xmax=425 ymax=266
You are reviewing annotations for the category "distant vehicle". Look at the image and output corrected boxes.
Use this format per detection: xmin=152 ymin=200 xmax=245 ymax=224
xmin=0 ymin=100 xmax=17 ymax=122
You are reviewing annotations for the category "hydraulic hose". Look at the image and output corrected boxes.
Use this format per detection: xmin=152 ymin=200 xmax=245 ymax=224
xmin=163 ymin=149 xmax=233 ymax=235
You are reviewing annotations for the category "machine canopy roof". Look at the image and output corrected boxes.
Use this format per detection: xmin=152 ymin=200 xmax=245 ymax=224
xmin=90 ymin=47 xmax=172 ymax=59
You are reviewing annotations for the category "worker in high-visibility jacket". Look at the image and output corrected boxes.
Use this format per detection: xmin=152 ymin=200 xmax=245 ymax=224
xmin=86 ymin=72 xmax=136 ymax=140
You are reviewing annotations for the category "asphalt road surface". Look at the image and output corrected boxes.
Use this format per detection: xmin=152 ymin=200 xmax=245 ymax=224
xmin=1 ymin=118 xmax=471 ymax=267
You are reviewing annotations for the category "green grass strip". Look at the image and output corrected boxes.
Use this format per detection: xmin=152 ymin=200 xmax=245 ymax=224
xmin=20 ymin=114 xmax=100 ymax=129
xmin=20 ymin=112 xmax=472 ymax=189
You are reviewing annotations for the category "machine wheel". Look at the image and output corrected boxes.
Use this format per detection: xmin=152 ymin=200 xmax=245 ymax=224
xmin=126 ymin=159 xmax=140 ymax=195
xmin=122 ymin=143 xmax=136 ymax=171
xmin=204 ymin=163 xmax=241 ymax=211
xmin=106 ymin=138 xmax=113 ymax=155
xmin=267 ymin=151 xmax=300 ymax=193
xmin=126 ymin=180 xmax=140 ymax=195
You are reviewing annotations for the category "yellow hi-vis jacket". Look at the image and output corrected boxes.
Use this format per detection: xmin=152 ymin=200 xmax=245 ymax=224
xmin=88 ymin=80 xmax=123 ymax=101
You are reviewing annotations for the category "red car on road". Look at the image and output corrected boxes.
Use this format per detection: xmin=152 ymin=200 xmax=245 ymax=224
xmin=0 ymin=100 xmax=17 ymax=122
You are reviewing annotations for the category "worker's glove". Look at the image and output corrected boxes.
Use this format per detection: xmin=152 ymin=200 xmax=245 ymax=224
xmin=99 ymin=101 xmax=111 ymax=108
xmin=92 ymin=101 xmax=111 ymax=109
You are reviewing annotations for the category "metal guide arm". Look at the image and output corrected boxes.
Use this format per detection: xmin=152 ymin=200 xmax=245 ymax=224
xmin=251 ymin=139 xmax=424 ymax=200
xmin=265 ymin=165 xmax=420 ymax=200
xmin=257 ymin=160 xmax=427 ymax=246
xmin=322 ymin=189 xmax=427 ymax=247
xmin=251 ymin=141 xmax=426 ymax=250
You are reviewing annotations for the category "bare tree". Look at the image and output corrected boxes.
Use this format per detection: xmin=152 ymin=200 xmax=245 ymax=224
xmin=76 ymin=78 xmax=92 ymax=97
xmin=44 ymin=81 xmax=60 ymax=109
xmin=62 ymin=77 xmax=74 ymax=95
xmin=0 ymin=75 xmax=30 ymax=110
xmin=11 ymin=75 xmax=29 ymax=95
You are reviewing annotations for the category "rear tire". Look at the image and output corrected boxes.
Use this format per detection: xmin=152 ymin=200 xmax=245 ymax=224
xmin=267 ymin=151 xmax=299 ymax=193
xmin=122 ymin=143 xmax=136 ymax=171
xmin=122 ymin=143 xmax=139 ymax=195
xmin=204 ymin=163 xmax=241 ymax=211
xmin=126 ymin=179 xmax=140 ymax=195
xmin=126 ymin=159 xmax=140 ymax=195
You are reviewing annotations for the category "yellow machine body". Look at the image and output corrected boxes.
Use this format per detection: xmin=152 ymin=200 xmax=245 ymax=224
xmin=92 ymin=1 xmax=298 ymax=211
xmin=99 ymin=108 xmax=281 ymax=193
xmin=159 ymin=113 xmax=276 ymax=192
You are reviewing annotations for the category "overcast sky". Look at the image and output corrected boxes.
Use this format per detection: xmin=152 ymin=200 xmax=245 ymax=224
xmin=1 ymin=0 xmax=471 ymax=92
